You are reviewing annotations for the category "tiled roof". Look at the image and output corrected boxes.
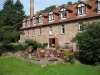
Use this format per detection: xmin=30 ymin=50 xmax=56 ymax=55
xmin=21 ymin=0 xmax=100 ymax=30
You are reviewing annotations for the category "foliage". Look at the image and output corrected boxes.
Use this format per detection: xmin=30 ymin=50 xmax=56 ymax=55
xmin=43 ymin=43 xmax=48 ymax=48
xmin=63 ymin=43 xmax=69 ymax=49
xmin=25 ymin=39 xmax=43 ymax=49
xmin=73 ymin=22 xmax=100 ymax=64
xmin=26 ymin=46 xmax=33 ymax=52
xmin=0 ymin=44 xmax=4 ymax=56
xmin=67 ymin=1 xmax=73 ymax=5
xmin=36 ymin=5 xmax=57 ymax=15
xmin=0 ymin=57 xmax=100 ymax=75
xmin=63 ymin=50 xmax=74 ymax=64
xmin=0 ymin=0 xmax=25 ymax=44
xmin=8 ymin=43 xmax=28 ymax=52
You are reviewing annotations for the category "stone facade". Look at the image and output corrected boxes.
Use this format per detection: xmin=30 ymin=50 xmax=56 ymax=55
xmin=20 ymin=0 xmax=100 ymax=51
xmin=20 ymin=18 xmax=100 ymax=51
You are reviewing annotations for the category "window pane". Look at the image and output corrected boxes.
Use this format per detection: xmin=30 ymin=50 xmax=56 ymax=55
xmin=49 ymin=27 xmax=52 ymax=35
xmin=33 ymin=29 xmax=35 ymax=36
xmin=39 ymin=28 xmax=42 ymax=35
xmin=98 ymin=2 xmax=100 ymax=11
xmin=61 ymin=25 xmax=65 ymax=34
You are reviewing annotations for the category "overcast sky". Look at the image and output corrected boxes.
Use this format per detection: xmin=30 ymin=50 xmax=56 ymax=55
xmin=0 ymin=0 xmax=77 ymax=15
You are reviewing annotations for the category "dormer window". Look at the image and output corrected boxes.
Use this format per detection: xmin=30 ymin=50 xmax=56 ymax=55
xmin=98 ymin=0 xmax=100 ymax=12
xmin=23 ymin=20 xmax=25 ymax=27
xmin=78 ymin=4 xmax=86 ymax=16
xmin=49 ymin=12 xmax=54 ymax=22
xmin=60 ymin=8 xmax=67 ymax=19
xmin=39 ymin=15 xmax=43 ymax=24
xmin=27 ymin=19 xmax=30 ymax=26
xmin=33 ymin=17 xmax=36 ymax=25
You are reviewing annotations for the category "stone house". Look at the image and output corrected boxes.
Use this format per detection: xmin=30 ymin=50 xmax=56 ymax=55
xmin=20 ymin=0 xmax=100 ymax=52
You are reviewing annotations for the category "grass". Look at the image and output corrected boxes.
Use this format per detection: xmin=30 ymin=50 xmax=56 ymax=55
xmin=0 ymin=57 xmax=100 ymax=75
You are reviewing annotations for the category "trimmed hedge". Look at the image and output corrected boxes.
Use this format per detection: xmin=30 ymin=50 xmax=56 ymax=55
xmin=8 ymin=43 xmax=28 ymax=52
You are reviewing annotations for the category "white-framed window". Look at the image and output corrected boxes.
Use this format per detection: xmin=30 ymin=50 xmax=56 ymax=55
xmin=61 ymin=25 xmax=65 ymax=34
xmin=33 ymin=17 xmax=36 ymax=25
xmin=39 ymin=15 xmax=43 ymax=24
xmin=49 ymin=12 xmax=54 ymax=22
xmin=23 ymin=21 xmax=25 ymax=27
xmin=27 ymin=19 xmax=30 ymax=26
xmin=39 ymin=28 xmax=42 ymax=35
xmin=79 ymin=21 xmax=84 ymax=32
xmin=27 ymin=30 xmax=29 ymax=36
xmin=32 ymin=29 xmax=35 ymax=36
xmin=78 ymin=4 xmax=86 ymax=16
xmin=49 ymin=26 xmax=52 ymax=35
xmin=98 ymin=0 xmax=100 ymax=12
xmin=60 ymin=8 xmax=67 ymax=19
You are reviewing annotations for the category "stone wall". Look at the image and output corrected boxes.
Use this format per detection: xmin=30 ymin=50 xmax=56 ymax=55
xmin=20 ymin=18 xmax=100 ymax=52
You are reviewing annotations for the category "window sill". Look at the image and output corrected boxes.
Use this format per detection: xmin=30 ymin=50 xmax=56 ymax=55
xmin=49 ymin=20 xmax=54 ymax=23
xmin=77 ymin=14 xmax=86 ymax=17
xmin=28 ymin=25 xmax=30 ymax=27
xmin=61 ymin=18 xmax=66 ymax=20
xmin=39 ymin=23 xmax=43 ymax=25
xmin=97 ymin=11 xmax=100 ymax=14
xmin=33 ymin=24 xmax=36 ymax=26
xmin=49 ymin=34 xmax=52 ymax=36
xmin=60 ymin=33 xmax=65 ymax=35
xmin=39 ymin=34 xmax=42 ymax=36
xmin=32 ymin=36 xmax=35 ymax=37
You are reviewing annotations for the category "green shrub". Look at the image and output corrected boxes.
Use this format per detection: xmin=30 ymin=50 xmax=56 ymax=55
xmin=8 ymin=43 xmax=28 ymax=52
xmin=63 ymin=50 xmax=74 ymax=64
xmin=43 ymin=43 xmax=48 ymax=48
xmin=0 ymin=44 xmax=4 ymax=56
xmin=73 ymin=22 xmax=100 ymax=64
xmin=25 ymin=39 xmax=43 ymax=49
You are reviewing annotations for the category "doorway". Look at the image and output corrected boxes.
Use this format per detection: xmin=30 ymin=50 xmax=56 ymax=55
xmin=49 ymin=37 xmax=58 ymax=48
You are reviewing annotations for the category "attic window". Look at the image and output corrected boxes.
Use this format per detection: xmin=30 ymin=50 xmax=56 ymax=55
xmin=27 ymin=19 xmax=30 ymax=26
xmin=98 ymin=0 xmax=100 ymax=12
xmin=33 ymin=17 xmax=36 ymax=25
xmin=78 ymin=4 xmax=86 ymax=16
xmin=49 ymin=12 xmax=54 ymax=22
xmin=60 ymin=8 xmax=67 ymax=19
xmin=39 ymin=15 xmax=43 ymax=24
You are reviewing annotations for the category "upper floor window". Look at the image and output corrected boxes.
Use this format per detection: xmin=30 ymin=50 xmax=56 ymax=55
xmin=79 ymin=21 xmax=84 ymax=32
xmin=61 ymin=25 xmax=65 ymax=34
xmin=27 ymin=19 xmax=30 ymax=26
xmin=32 ymin=29 xmax=35 ymax=36
xmin=49 ymin=12 xmax=54 ymax=22
xmin=39 ymin=28 xmax=42 ymax=35
xmin=49 ymin=26 xmax=52 ymax=35
xmin=78 ymin=4 xmax=86 ymax=16
xmin=98 ymin=0 xmax=100 ymax=12
xmin=33 ymin=17 xmax=36 ymax=25
xmin=23 ymin=20 xmax=25 ymax=27
xmin=60 ymin=8 xmax=67 ymax=19
xmin=39 ymin=15 xmax=43 ymax=24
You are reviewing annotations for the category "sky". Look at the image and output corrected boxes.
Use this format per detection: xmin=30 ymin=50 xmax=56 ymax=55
xmin=0 ymin=0 xmax=77 ymax=15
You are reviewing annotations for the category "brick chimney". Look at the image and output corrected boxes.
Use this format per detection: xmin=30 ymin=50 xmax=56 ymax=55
xmin=30 ymin=0 xmax=34 ymax=17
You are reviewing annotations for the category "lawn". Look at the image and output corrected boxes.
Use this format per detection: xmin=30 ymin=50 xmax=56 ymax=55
xmin=0 ymin=57 xmax=100 ymax=75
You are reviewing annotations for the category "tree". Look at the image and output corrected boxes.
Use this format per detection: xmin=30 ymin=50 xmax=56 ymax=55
xmin=73 ymin=22 xmax=100 ymax=64
xmin=0 ymin=0 xmax=25 ymax=44
xmin=67 ymin=1 xmax=73 ymax=5
xmin=36 ymin=5 xmax=57 ymax=15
